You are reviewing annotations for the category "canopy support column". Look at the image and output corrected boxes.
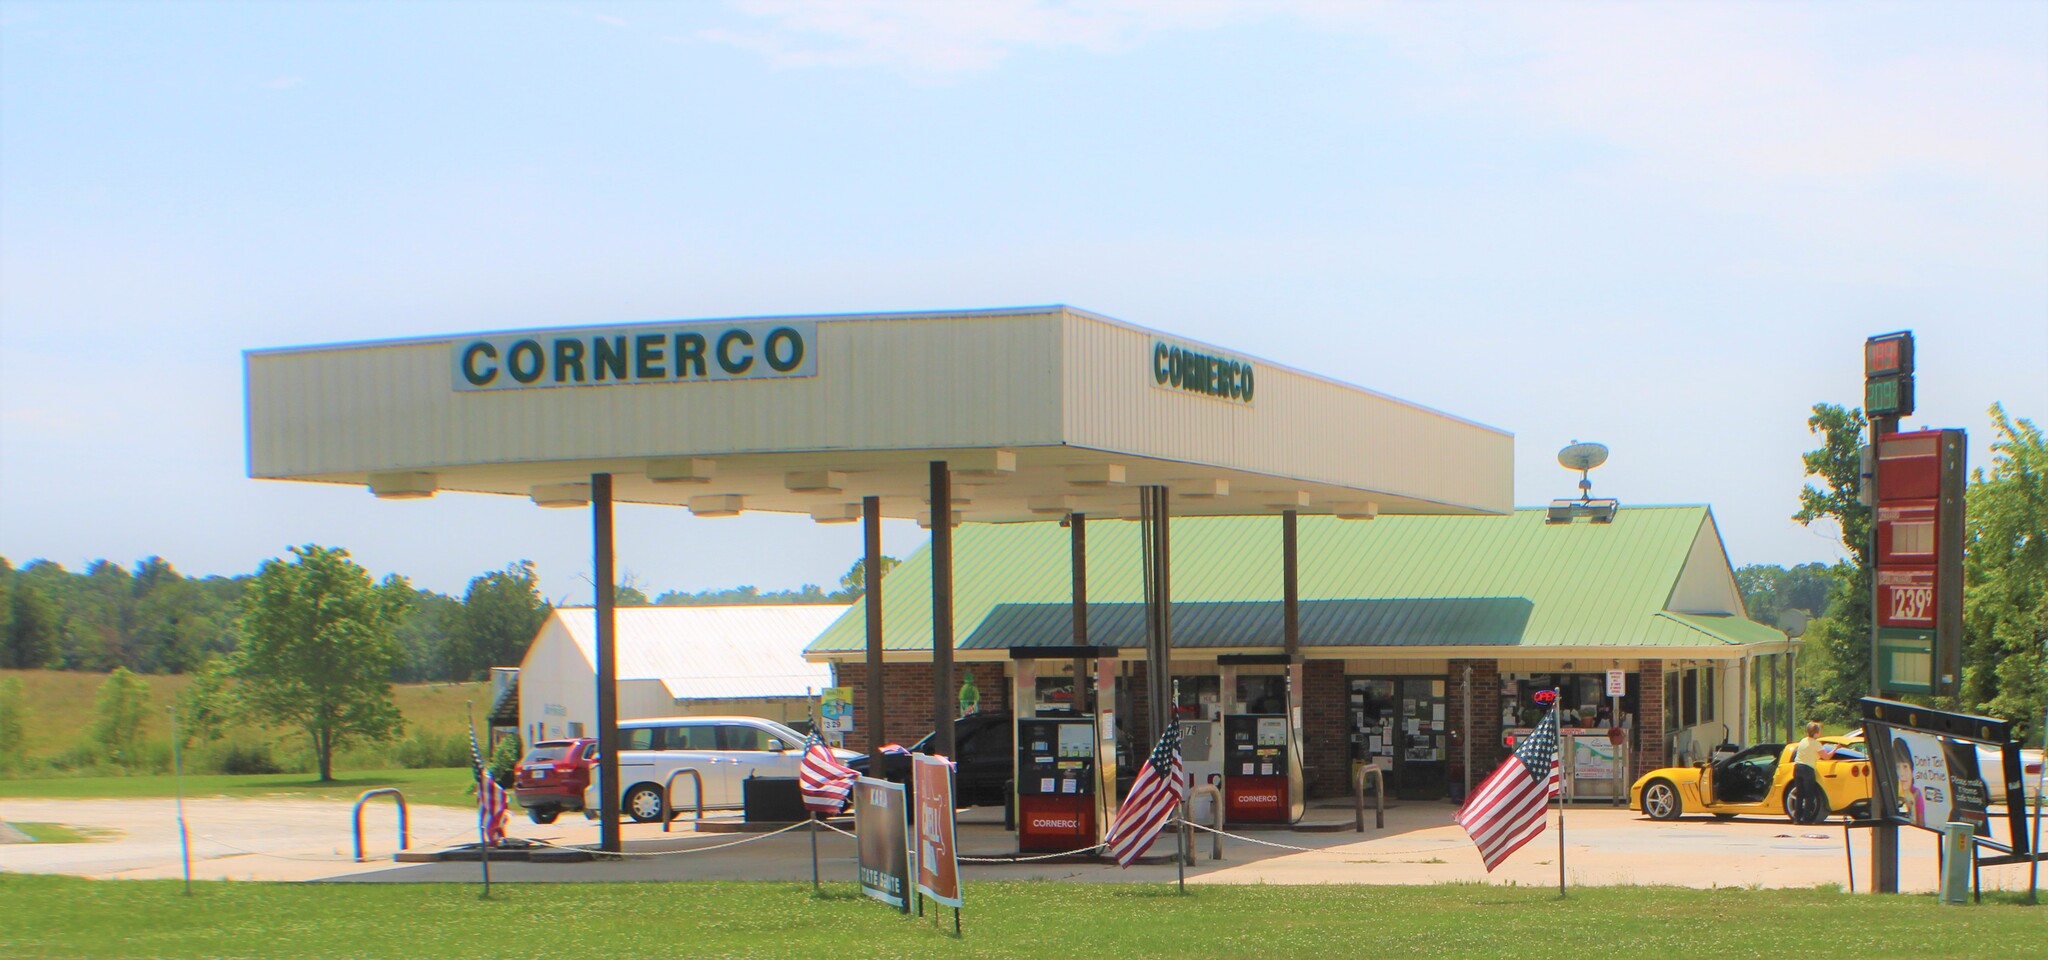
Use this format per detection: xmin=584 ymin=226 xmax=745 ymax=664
xmin=591 ymin=472 xmax=620 ymax=854
xmin=1140 ymin=486 xmax=1172 ymax=747
xmin=931 ymin=461 xmax=956 ymax=759
xmin=863 ymin=495 xmax=885 ymax=755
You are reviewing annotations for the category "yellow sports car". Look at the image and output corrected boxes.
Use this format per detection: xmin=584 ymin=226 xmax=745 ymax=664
xmin=1631 ymin=736 xmax=1873 ymax=824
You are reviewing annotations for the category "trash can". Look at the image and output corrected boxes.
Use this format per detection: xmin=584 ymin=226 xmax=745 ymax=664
xmin=1939 ymin=821 xmax=1973 ymax=905
xmin=742 ymin=776 xmax=806 ymax=823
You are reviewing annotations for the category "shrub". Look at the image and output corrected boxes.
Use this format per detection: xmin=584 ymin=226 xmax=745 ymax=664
xmin=210 ymin=742 xmax=283 ymax=776
xmin=489 ymin=733 xmax=522 ymax=787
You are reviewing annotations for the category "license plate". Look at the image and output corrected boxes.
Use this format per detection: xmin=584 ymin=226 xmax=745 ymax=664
xmin=525 ymin=767 xmax=547 ymax=778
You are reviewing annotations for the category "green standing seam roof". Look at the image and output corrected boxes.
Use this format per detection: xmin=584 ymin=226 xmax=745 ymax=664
xmin=805 ymin=506 xmax=1786 ymax=656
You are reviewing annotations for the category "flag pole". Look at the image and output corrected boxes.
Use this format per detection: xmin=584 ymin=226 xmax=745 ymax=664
xmin=169 ymin=705 xmax=192 ymax=896
xmin=1174 ymin=680 xmax=1186 ymax=895
xmin=1553 ymin=688 xmax=1565 ymax=898
xmin=806 ymin=687 xmax=821 ymax=894
xmin=469 ymin=702 xmax=491 ymax=899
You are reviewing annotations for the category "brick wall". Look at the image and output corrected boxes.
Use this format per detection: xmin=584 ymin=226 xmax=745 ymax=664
xmin=830 ymin=661 xmax=1008 ymax=755
xmin=1302 ymin=660 xmax=1348 ymax=798
xmin=1448 ymin=659 xmax=1503 ymax=790
xmin=1634 ymin=659 xmax=1666 ymax=780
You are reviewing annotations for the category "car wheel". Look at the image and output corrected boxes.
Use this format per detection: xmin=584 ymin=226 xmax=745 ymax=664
xmin=1784 ymin=783 xmax=1824 ymax=824
xmin=623 ymin=784 xmax=666 ymax=823
xmin=1643 ymin=779 xmax=1683 ymax=821
xmin=528 ymin=807 xmax=559 ymax=825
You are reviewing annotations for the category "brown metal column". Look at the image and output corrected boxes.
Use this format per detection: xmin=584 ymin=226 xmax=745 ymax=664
xmin=863 ymin=495 xmax=885 ymax=756
xmin=1141 ymin=486 xmax=1173 ymax=747
xmin=1071 ymin=513 xmax=1088 ymax=709
xmin=591 ymin=472 xmax=620 ymax=853
xmin=931 ymin=461 xmax=956 ymax=758
xmin=1283 ymin=509 xmax=1299 ymax=657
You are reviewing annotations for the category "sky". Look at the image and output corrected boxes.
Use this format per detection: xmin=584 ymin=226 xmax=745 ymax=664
xmin=2 ymin=1 xmax=2044 ymax=604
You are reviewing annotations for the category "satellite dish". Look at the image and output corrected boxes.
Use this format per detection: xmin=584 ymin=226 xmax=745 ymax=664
xmin=1558 ymin=442 xmax=1609 ymax=472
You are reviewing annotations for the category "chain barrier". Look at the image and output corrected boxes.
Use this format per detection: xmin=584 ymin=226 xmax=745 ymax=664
xmin=958 ymin=845 xmax=1104 ymax=863
xmin=519 ymin=818 xmax=816 ymax=858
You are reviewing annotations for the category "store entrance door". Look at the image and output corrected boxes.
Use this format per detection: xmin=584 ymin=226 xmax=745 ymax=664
xmin=1348 ymin=677 xmax=1449 ymax=800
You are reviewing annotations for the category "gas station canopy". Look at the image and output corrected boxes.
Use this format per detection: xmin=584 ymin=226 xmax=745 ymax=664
xmin=245 ymin=305 xmax=1511 ymax=518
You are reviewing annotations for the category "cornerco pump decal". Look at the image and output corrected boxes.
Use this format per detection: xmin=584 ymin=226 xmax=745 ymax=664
xmin=1152 ymin=339 xmax=1254 ymax=404
xmin=452 ymin=320 xmax=817 ymax=391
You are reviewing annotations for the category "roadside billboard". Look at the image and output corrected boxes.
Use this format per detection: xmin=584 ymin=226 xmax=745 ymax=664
xmin=1874 ymin=729 xmax=1990 ymax=836
xmin=855 ymin=777 xmax=910 ymax=908
xmin=912 ymin=754 xmax=962 ymax=908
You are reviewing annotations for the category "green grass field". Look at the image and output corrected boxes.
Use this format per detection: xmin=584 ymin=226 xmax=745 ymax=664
xmin=0 ymin=876 xmax=2040 ymax=959
xmin=0 ymin=766 xmax=479 ymax=808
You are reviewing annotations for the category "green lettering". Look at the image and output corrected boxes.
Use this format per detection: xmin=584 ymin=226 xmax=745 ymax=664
xmin=716 ymin=329 xmax=755 ymax=374
xmin=461 ymin=342 xmax=498 ymax=386
xmin=674 ymin=333 xmax=708 ymax=378
xmin=764 ymin=327 xmax=804 ymax=372
xmin=592 ymin=336 xmax=627 ymax=381
xmin=634 ymin=333 xmax=666 ymax=379
xmin=507 ymin=340 xmax=544 ymax=384
xmin=553 ymin=338 xmax=586 ymax=383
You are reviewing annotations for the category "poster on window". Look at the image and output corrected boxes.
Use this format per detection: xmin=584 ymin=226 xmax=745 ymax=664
xmin=855 ymin=777 xmax=911 ymax=908
xmin=1878 ymin=730 xmax=1990 ymax=835
xmin=911 ymin=754 xmax=961 ymax=908
xmin=1572 ymin=736 xmax=1619 ymax=779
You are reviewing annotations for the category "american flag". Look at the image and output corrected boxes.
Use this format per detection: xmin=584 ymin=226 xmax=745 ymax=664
xmin=1104 ymin=723 xmax=1187 ymax=867
xmin=1454 ymin=706 xmax=1560 ymax=871
xmin=468 ymin=719 xmax=508 ymax=845
xmin=798 ymin=729 xmax=859 ymax=815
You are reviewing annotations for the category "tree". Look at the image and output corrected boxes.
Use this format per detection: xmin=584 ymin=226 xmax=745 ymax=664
xmin=176 ymin=658 xmax=238 ymax=748
xmin=445 ymin=561 xmax=550 ymax=682
xmin=235 ymin=545 xmax=408 ymax=781
xmin=833 ymin=555 xmax=900 ymax=601
xmin=1960 ymin=404 xmax=2047 ymax=728
xmin=87 ymin=667 xmax=152 ymax=766
xmin=1791 ymin=403 xmax=1873 ymax=724
xmin=1 ymin=574 xmax=61 ymax=669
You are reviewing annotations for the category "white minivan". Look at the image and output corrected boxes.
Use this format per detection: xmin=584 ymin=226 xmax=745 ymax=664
xmin=584 ymin=716 xmax=862 ymax=822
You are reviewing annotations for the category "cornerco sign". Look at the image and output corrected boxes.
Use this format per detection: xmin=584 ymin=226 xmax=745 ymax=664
xmin=1151 ymin=339 xmax=1254 ymax=404
xmin=452 ymin=319 xmax=817 ymax=391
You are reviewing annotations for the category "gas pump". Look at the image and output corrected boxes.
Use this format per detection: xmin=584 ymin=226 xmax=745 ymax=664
xmin=1218 ymin=654 xmax=1307 ymax=824
xmin=1010 ymin=646 xmax=1119 ymax=853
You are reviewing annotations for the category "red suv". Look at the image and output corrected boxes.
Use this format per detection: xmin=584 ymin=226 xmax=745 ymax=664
xmin=514 ymin=738 xmax=598 ymax=824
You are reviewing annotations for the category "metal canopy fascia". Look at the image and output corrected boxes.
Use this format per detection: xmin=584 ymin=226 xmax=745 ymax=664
xmin=244 ymin=306 xmax=1512 ymax=520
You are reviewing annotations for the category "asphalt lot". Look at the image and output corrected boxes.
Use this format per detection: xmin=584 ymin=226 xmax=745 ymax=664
xmin=3 ymin=796 xmax=2043 ymax=896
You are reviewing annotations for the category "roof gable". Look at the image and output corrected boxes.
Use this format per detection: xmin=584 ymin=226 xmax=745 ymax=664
xmin=552 ymin=604 xmax=847 ymax=699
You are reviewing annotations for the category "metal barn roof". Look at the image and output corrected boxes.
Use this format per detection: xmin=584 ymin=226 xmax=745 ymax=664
xmin=552 ymin=604 xmax=848 ymax=699
xmin=805 ymin=506 xmax=1787 ymax=658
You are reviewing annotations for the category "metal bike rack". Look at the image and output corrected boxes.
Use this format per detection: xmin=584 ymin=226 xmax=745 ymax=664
xmin=352 ymin=788 xmax=409 ymax=862
xmin=1354 ymin=764 xmax=1386 ymax=831
xmin=660 ymin=768 xmax=706 ymax=832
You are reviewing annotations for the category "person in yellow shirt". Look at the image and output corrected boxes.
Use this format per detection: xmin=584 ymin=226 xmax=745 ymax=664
xmin=1790 ymin=721 xmax=1824 ymax=823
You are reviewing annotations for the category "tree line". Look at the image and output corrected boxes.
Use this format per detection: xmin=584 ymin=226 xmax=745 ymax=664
xmin=0 ymin=552 xmax=895 ymax=684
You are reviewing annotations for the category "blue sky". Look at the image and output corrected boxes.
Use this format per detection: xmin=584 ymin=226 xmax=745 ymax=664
xmin=3 ymin=1 xmax=2044 ymax=603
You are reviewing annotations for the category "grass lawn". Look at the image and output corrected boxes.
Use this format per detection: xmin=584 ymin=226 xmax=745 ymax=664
xmin=5 ymin=822 xmax=111 ymax=843
xmin=1 ymin=876 xmax=2042 ymax=959
xmin=0 ymin=767 xmax=478 ymax=808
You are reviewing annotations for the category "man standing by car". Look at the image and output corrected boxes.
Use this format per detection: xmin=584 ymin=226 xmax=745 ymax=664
xmin=1790 ymin=721 xmax=1825 ymax=823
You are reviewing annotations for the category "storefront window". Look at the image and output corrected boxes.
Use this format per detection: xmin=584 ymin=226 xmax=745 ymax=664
xmin=1506 ymin=673 xmax=1635 ymax=728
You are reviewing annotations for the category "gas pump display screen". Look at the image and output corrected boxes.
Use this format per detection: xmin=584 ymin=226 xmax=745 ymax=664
xmin=1256 ymin=717 xmax=1287 ymax=747
xmin=1057 ymin=723 xmax=1094 ymax=758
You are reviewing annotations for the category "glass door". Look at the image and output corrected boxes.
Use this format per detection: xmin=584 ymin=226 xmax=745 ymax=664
xmin=1349 ymin=677 xmax=1448 ymax=800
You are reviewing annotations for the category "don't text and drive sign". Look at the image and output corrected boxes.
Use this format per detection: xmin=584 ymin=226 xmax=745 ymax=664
xmin=452 ymin=320 xmax=817 ymax=391
xmin=912 ymin=754 xmax=962 ymax=909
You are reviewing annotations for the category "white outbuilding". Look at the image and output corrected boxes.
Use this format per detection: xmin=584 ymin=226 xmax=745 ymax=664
xmin=516 ymin=604 xmax=848 ymax=744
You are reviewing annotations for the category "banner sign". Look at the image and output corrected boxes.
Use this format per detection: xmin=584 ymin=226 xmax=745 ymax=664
xmin=1571 ymin=736 xmax=1619 ymax=780
xmin=1872 ymin=729 xmax=1990 ymax=836
xmin=912 ymin=754 xmax=962 ymax=908
xmin=452 ymin=319 xmax=818 ymax=391
xmin=820 ymin=687 xmax=854 ymax=735
xmin=854 ymin=777 xmax=911 ymax=908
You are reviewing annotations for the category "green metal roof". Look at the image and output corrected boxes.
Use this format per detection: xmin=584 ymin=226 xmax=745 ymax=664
xmin=806 ymin=506 xmax=1785 ymax=656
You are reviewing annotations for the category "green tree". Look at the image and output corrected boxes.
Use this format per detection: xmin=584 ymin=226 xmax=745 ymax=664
xmin=176 ymin=658 xmax=238 ymax=748
xmin=2 ymin=574 xmax=61 ymax=669
xmin=87 ymin=667 xmax=152 ymax=766
xmin=489 ymin=732 xmax=522 ymax=788
xmin=1960 ymin=405 xmax=2047 ymax=730
xmin=832 ymin=555 xmax=900 ymax=602
xmin=391 ymin=587 xmax=463 ymax=682
xmin=0 ymin=677 xmax=24 ymax=772
xmin=235 ymin=545 xmax=408 ymax=781
xmin=446 ymin=561 xmax=550 ymax=681
xmin=1791 ymin=403 xmax=1873 ymax=724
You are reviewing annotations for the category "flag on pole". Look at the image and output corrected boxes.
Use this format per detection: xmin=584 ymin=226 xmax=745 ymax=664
xmin=1104 ymin=723 xmax=1187 ymax=866
xmin=798 ymin=728 xmax=859 ymax=814
xmin=468 ymin=717 xmax=508 ymax=845
xmin=1454 ymin=706 xmax=1560 ymax=871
